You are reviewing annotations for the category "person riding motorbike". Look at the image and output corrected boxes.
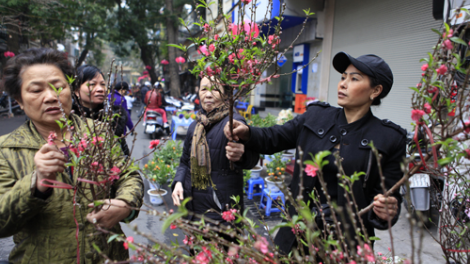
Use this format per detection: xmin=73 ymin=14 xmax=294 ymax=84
xmin=144 ymin=87 xmax=170 ymax=133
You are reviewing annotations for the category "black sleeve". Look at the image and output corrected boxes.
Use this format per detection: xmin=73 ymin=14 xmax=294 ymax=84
xmin=172 ymin=124 xmax=194 ymax=190
xmin=368 ymin=134 xmax=406 ymax=229
xmin=233 ymin=115 xmax=259 ymax=169
xmin=245 ymin=113 xmax=305 ymax=155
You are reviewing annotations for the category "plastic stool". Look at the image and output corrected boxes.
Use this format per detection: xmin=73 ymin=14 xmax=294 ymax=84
xmin=171 ymin=116 xmax=193 ymax=140
xmin=246 ymin=178 xmax=265 ymax=200
xmin=259 ymin=189 xmax=285 ymax=216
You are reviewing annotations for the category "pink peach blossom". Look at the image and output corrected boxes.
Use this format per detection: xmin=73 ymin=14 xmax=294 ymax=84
xmin=305 ymin=164 xmax=318 ymax=177
xmin=149 ymin=139 xmax=160 ymax=149
xmin=411 ymin=109 xmax=425 ymax=122
xmin=443 ymin=29 xmax=453 ymax=38
xmin=123 ymin=236 xmax=134 ymax=250
xmin=175 ymin=56 xmax=186 ymax=64
xmin=436 ymin=64 xmax=448 ymax=75
xmin=208 ymin=44 xmax=215 ymax=52
xmin=198 ymin=45 xmax=209 ymax=56
xmin=203 ymin=23 xmax=211 ymax=33
xmin=92 ymin=136 xmax=104 ymax=148
xmin=48 ymin=131 xmax=57 ymax=145
xmin=222 ymin=209 xmax=237 ymax=222
xmin=78 ymin=139 xmax=88 ymax=152
xmin=424 ymin=103 xmax=432 ymax=114
xmin=254 ymin=236 xmax=269 ymax=254
xmin=442 ymin=39 xmax=453 ymax=50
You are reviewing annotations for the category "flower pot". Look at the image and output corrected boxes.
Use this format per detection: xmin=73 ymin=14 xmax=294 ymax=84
xmin=147 ymin=189 xmax=168 ymax=205
xmin=265 ymin=176 xmax=284 ymax=193
xmin=281 ymin=152 xmax=294 ymax=163
xmin=250 ymin=166 xmax=263 ymax=179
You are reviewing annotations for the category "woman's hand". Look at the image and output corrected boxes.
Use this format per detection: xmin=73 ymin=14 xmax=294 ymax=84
xmin=34 ymin=143 xmax=68 ymax=192
xmin=373 ymin=194 xmax=398 ymax=221
xmin=224 ymin=120 xmax=250 ymax=142
xmin=86 ymin=199 xmax=131 ymax=229
xmin=226 ymin=142 xmax=244 ymax=162
xmin=172 ymin=182 xmax=184 ymax=206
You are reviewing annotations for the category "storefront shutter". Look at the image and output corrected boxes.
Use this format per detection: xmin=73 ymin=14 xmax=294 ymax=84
xmin=327 ymin=0 xmax=442 ymax=130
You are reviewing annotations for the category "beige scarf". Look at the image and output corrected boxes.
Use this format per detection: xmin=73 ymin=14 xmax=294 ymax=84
xmin=190 ymin=104 xmax=230 ymax=190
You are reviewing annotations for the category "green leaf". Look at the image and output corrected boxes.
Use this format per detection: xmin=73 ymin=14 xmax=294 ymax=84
xmin=339 ymin=183 xmax=350 ymax=192
xmin=409 ymin=87 xmax=421 ymax=93
xmin=55 ymin=120 xmax=64 ymax=129
xmin=369 ymin=236 xmax=381 ymax=241
xmin=166 ymin=44 xmax=186 ymax=51
xmin=298 ymin=201 xmax=313 ymax=222
xmin=66 ymin=75 xmax=75 ymax=85
xmin=230 ymin=195 xmax=240 ymax=204
xmin=438 ymin=157 xmax=454 ymax=166
xmin=445 ymin=22 xmax=450 ymax=33
xmin=91 ymin=243 xmax=102 ymax=253
xmin=432 ymin=28 xmax=443 ymax=36
xmin=450 ymin=37 xmax=468 ymax=46
xmin=107 ymin=234 xmax=120 ymax=243
xmin=304 ymin=160 xmax=315 ymax=166
xmin=93 ymin=200 xmax=105 ymax=207
xmin=162 ymin=212 xmax=185 ymax=233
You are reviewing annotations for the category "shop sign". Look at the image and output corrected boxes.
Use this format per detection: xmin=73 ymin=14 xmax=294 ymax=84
xmin=293 ymin=44 xmax=305 ymax=63
xmin=277 ymin=54 xmax=287 ymax=67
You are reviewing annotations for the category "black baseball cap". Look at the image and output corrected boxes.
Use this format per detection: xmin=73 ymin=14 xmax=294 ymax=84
xmin=332 ymin=52 xmax=394 ymax=98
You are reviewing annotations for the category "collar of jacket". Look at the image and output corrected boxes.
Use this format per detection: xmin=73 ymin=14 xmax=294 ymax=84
xmin=337 ymin=108 xmax=374 ymax=131
xmin=0 ymin=114 xmax=83 ymax=150
xmin=303 ymin=107 xmax=374 ymax=141
xmin=72 ymin=99 xmax=104 ymax=120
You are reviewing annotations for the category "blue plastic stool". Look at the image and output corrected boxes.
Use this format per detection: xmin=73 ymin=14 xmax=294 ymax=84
xmin=246 ymin=178 xmax=265 ymax=200
xmin=171 ymin=116 xmax=193 ymax=140
xmin=259 ymin=189 xmax=285 ymax=216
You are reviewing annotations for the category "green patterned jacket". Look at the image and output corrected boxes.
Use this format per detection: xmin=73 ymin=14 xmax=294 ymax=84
xmin=0 ymin=114 xmax=143 ymax=263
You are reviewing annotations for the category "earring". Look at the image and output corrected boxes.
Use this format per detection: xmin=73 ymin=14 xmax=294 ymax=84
xmin=370 ymin=96 xmax=374 ymax=101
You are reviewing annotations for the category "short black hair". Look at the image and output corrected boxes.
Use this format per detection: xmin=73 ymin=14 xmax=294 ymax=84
xmin=115 ymin=82 xmax=129 ymax=91
xmin=73 ymin=65 xmax=105 ymax=92
xmin=2 ymin=48 xmax=74 ymax=101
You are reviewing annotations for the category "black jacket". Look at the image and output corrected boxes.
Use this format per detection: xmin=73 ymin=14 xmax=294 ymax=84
xmin=173 ymin=111 xmax=259 ymax=221
xmin=72 ymin=101 xmax=130 ymax=156
xmin=246 ymin=102 xmax=406 ymax=254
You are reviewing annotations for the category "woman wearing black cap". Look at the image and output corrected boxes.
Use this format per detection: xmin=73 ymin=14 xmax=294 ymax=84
xmin=224 ymin=52 xmax=406 ymax=254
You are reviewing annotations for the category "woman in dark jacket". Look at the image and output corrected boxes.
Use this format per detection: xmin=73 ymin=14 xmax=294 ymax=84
xmin=171 ymin=77 xmax=259 ymax=224
xmin=225 ymin=52 xmax=406 ymax=254
xmin=72 ymin=65 xmax=130 ymax=156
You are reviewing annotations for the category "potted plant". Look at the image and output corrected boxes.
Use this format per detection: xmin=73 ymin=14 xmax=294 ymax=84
xmin=144 ymin=141 xmax=182 ymax=205
xmin=176 ymin=111 xmax=196 ymax=123
xmin=276 ymin=109 xmax=294 ymax=125
xmin=265 ymin=153 xmax=288 ymax=193
xmin=146 ymin=160 xmax=174 ymax=205
xmin=250 ymin=165 xmax=263 ymax=179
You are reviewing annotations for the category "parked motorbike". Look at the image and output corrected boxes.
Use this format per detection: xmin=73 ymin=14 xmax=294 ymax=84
xmin=143 ymin=109 xmax=164 ymax=139
xmin=400 ymin=129 xmax=444 ymax=224
xmin=164 ymin=95 xmax=195 ymax=111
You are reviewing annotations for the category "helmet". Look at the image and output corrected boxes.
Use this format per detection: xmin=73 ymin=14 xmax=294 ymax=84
xmin=144 ymin=81 xmax=152 ymax=87
xmin=154 ymin=82 xmax=160 ymax=87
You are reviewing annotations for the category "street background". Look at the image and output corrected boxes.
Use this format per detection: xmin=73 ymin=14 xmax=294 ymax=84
xmin=0 ymin=108 xmax=445 ymax=263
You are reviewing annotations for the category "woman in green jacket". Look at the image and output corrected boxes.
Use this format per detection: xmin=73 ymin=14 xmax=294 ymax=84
xmin=0 ymin=48 xmax=144 ymax=263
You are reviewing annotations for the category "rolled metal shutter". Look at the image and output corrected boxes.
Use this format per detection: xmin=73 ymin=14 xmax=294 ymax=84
xmin=327 ymin=0 xmax=442 ymax=130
